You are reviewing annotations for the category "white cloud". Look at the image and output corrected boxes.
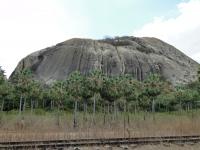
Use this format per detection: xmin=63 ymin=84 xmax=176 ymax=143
xmin=134 ymin=0 xmax=200 ymax=63
xmin=0 ymin=0 xmax=90 ymax=77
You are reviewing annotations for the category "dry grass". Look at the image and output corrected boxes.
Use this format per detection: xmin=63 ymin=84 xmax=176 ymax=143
xmin=0 ymin=110 xmax=200 ymax=142
xmin=74 ymin=143 xmax=200 ymax=150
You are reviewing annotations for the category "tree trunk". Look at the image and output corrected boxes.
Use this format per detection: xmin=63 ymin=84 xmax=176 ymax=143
xmin=12 ymin=99 xmax=14 ymax=110
xmin=108 ymin=103 xmax=110 ymax=114
xmin=42 ymin=99 xmax=45 ymax=108
xmin=56 ymin=106 xmax=60 ymax=127
xmin=191 ymin=103 xmax=194 ymax=119
xmin=152 ymin=99 xmax=155 ymax=112
xmin=73 ymin=100 xmax=78 ymax=128
xmin=124 ymin=100 xmax=127 ymax=113
xmin=127 ymin=103 xmax=130 ymax=125
xmin=51 ymin=100 xmax=53 ymax=110
xmin=31 ymin=99 xmax=33 ymax=114
xmin=152 ymin=98 xmax=155 ymax=121
xmin=92 ymin=95 xmax=96 ymax=125
xmin=180 ymin=100 xmax=182 ymax=112
xmin=110 ymin=103 xmax=113 ymax=124
xmin=85 ymin=102 xmax=88 ymax=114
xmin=187 ymin=103 xmax=190 ymax=112
xmin=134 ymin=104 xmax=137 ymax=114
xmin=123 ymin=100 xmax=126 ymax=137
xmin=123 ymin=111 xmax=126 ymax=138
xmin=23 ymin=97 xmax=26 ymax=112
xmin=103 ymin=103 xmax=106 ymax=125
xmin=35 ymin=100 xmax=38 ymax=109
xmin=99 ymin=103 xmax=102 ymax=113
xmin=83 ymin=100 xmax=88 ymax=122
xmin=143 ymin=110 xmax=146 ymax=121
xmin=114 ymin=101 xmax=117 ymax=120
xmin=19 ymin=95 xmax=22 ymax=115
xmin=1 ymin=99 xmax=4 ymax=112
xmin=51 ymin=100 xmax=54 ymax=110
xmin=158 ymin=102 xmax=161 ymax=111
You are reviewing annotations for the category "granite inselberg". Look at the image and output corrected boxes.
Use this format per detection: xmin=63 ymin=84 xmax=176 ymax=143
xmin=11 ymin=36 xmax=199 ymax=85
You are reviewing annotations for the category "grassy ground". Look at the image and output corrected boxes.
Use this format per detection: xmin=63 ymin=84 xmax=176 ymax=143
xmin=73 ymin=143 xmax=200 ymax=150
xmin=0 ymin=109 xmax=200 ymax=142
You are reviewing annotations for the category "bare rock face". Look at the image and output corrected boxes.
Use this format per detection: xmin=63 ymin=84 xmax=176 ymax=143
xmin=11 ymin=36 xmax=199 ymax=85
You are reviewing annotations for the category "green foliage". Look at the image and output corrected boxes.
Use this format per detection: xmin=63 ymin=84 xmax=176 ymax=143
xmin=28 ymin=81 xmax=43 ymax=101
xmin=88 ymin=70 xmax=104 ymax=94
xmin=155 ymin=93 xmax=177 ymax=111
xmin=1 ymin=65 xmax=200 ymax=113
xmin=100 ymin=76 xmax=122 ymax=103
xmin=143 ymin=73 xmax=162 ymax=97
xmin=0 ymin=66 xmax=13 ymax=111
xmin=65 ymin=71 xmax=85 ymax=101
xmin=80 ymin=75 xmax=94 ymax=102
xmin=11 ymin=69 xmax=33 ymax=97
xmin=174 ymin=88 xmax=199 ymax=110
xmin=138 ymin=74 xmax=162 ymax=110
xmin=198 ymin=65 xmax=200 ymax=82
xmin=34 ymin=109 xmax=46 ymax=115
xmin=0 ymin=66 xmax=6 ymax=84
xmin=51 ymin=80 xmax=67 ymax=109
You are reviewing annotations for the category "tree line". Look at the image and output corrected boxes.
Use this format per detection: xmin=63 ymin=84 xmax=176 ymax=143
xmin=1 ymin=66 xmax=200 ymax=115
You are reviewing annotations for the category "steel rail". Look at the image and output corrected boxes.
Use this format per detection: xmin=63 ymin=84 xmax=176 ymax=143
xmin=0 ymin=135 xmax=200 ymax=149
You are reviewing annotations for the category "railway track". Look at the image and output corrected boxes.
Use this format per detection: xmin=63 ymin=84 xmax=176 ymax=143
xmin=0 ymin=135 xmax=200 ymax=149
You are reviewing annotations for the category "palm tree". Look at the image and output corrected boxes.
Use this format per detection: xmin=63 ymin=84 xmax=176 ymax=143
xmin=11 ymin=69 xmax=33 ymax=114
xmin=140 ymin=73 xmax=163 ymax=120
xmin=80 ymin=76 xmax=94 ymax=121
xmin=119 ymin=75 xmax=140 ymax=111
xmin=100 ymin=76 xmax=122 ymax=118
xmin=88 ymin=70 xmax=104 ymax=124
xmin=118 ymin=74 xmax=141 ymax=126
xmin=155 ymin=92 xmax=176 ymax=112
xmin=143 ymin=74 xmax=162 ymax=111
xmin=65 ymin=71 xmax=84 ymax=128
xmin=42 ymin=87 xmax=53 ymax=110
xmin=28 ymin=81 xmax=43 ymax=112
xmin=51 ymin=80 xmax=66 ymax=110
xmin=0 ymin=66 xmax=9 ymax=111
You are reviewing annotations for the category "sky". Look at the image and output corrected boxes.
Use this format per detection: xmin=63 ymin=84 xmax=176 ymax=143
xmin=0 ymin=0 xmax=199 ymax=77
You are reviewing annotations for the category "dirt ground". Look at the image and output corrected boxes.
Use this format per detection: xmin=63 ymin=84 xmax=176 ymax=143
xmin=65 ymin=143 xmax=200 ymax=150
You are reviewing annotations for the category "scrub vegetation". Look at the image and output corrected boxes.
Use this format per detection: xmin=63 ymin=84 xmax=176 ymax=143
xmin=0 ymin=66 xmax=200 ymax=141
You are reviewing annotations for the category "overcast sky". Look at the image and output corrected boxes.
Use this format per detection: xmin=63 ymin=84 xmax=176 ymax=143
xmin=0 ymin=0 xmax=199 ymax=77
